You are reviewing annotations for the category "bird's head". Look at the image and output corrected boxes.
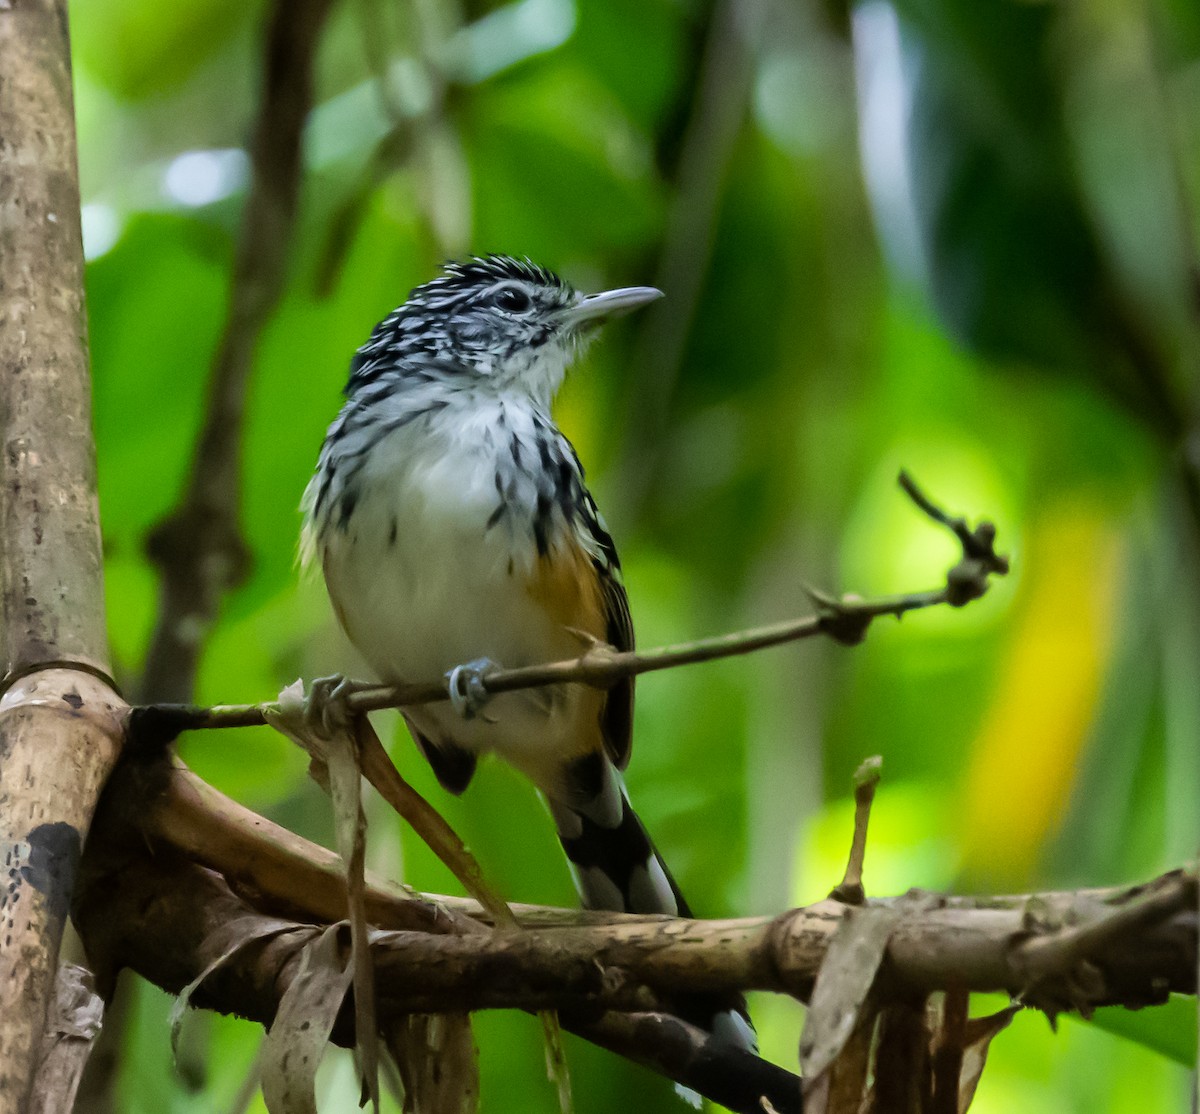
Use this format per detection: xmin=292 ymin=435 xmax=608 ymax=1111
xmin=346 ymin=255 xmax=662 ymax=405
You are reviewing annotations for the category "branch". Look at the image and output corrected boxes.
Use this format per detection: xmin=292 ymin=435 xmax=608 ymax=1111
xmin=138 ymin=0 xmax=336 ymax=703
xmin=74 ymin=806 xmax=1196 ymax=1105
xmin=131 ymin=763 xmax=1197 ymax=1014
xmin=83 ymin=746 xmax=1197 ymax=1110
xmin=129 ymin=760 xmax=1191 ymax=936
xmin=129 ymin=473 xmax=1009 ymax=739
xmin=75 ymin=830 xmax=803 ymax=1114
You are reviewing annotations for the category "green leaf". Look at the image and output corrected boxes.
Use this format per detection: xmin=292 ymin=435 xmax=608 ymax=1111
xmin=71 ymin=0 xmax=260 ymax=99
xmin=889 ymin=0 xmax=1180 ymax=431
xmin=1074 ymin=997 xmax=1197 ymax=1068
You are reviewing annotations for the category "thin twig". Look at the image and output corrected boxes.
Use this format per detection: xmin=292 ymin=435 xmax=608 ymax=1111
xmin=354 ymin=719 xmax=515 ymax=927
xmin=131 ymin=596 xmax=929 ymax=734
xmin=129 ymin=473 xmax=1008 ymax=740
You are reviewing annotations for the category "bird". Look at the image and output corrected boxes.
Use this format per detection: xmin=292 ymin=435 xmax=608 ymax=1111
xmin=301 ymin=255 xmax=755 ymax=1050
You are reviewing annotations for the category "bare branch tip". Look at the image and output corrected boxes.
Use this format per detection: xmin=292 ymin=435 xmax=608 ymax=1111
xmin=896 ymin=470 xmax=1010 ymax=605
xmin=852 ymin=755 xmax=882 ymax=796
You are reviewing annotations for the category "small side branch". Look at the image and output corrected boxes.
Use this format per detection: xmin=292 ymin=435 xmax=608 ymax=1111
xmin=130 ymin=473 xmax=1009 ymax=740
xmin=829 ymin=757 xmax=882 ymax=905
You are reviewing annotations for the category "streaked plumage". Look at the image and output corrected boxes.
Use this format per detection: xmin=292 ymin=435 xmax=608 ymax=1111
xmin=303 ymin=255 xmax=754 ymax=1049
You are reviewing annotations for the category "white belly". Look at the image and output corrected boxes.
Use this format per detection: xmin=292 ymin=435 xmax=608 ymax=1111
xmin=317 ymin=419 xmax=594 ymax=777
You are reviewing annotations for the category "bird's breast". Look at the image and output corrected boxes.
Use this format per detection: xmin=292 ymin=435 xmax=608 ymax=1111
xmin=318 ymin=404 xmax=597 ymax=682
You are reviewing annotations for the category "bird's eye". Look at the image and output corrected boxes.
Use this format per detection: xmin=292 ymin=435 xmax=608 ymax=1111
xmin=493 ymin=286 xmax=532 ymax=313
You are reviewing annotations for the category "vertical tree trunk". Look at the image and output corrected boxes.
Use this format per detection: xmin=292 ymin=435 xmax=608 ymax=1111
xmin=0 ymin=2 xmax=125 ymax=1110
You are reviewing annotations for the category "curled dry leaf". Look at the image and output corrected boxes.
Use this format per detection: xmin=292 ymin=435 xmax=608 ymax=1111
xmin=261 ymin=922 xmax=356 ymax=1114
xmin=956 ymin=1006 xmax=1020 ymax=1112
xmin=268 ymin=681 xmax=381 ymax=1111
xmin=29 ymin=964 xmax=106 ymax=1114
xmin=389 ymin=1011 xmax=479 ymax=1114
xmin=799 ymin=903 xmax=903 ymax=1086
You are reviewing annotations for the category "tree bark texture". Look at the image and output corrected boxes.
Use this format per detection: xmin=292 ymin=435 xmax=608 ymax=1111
xmin=78 ymin=813 xmax=1197 ymax=1023
xmin=0 ymin=3 xmax=124 ymax=1110
xmin=0 ymin=0 xmax=107 ymax=682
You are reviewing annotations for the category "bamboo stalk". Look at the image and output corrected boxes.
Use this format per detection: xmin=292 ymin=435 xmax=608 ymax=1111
xmin=0 ymin=2 xmax=125 ymax=1107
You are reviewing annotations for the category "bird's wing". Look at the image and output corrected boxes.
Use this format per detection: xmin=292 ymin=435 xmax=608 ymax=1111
xmin=577 ymin=487 xmax=636 ymax=771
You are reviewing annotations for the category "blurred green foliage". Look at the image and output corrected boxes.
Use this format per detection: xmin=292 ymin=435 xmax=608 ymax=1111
xmin=71 ymin=0 xmax=1197 ymax=1108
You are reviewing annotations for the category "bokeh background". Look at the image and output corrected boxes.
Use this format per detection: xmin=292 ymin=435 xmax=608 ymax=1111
xmin=71 ymin=0 xmax=1198 ymax=1109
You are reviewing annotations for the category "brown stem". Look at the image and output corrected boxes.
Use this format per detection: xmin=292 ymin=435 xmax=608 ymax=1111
xmin=830 ymin=756 xmax=882 ymax=904
xmin=130 ymin=594 xmax=939 ymax=736
xmin=355 ymin=720 xmax=515 ymax=927
xmin=130 ymin=471 xmax=1007 ymax=741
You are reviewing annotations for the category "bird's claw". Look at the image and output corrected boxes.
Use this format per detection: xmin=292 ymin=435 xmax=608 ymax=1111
xmin=304 ymin=673 xmax=358 ymax=738
xmin=446 ymin=657 xmax=499 ymax=720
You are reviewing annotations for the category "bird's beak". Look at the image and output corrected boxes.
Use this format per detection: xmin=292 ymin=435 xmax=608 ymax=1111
xmin=561 ymin=286 xmax=663 ymax=329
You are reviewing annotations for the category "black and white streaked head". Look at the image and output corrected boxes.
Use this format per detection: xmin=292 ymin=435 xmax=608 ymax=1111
xmin=346 ymin=255 xmax=662 ymax=406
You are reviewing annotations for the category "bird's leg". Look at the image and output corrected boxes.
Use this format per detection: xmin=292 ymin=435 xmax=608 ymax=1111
xmin=445 ymin=657 xmax=500 ymax=720
xmin=304 ymin=673 xmax=361 ymax=737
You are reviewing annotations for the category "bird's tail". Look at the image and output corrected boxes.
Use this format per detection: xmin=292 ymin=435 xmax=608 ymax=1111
xmin=546 ymin=758 xmax=758 ymax=1053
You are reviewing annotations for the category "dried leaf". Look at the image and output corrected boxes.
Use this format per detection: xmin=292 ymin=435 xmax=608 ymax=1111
xmin=267 ymin=682 xmax=380 ymax=1111
xmin=50 ymin=964 xmax=103 ymax=1039
xmin=171 ymin=919 xmax=308 ymax=1062
xmin=539 ymin=1010 xmax=573 ymax=1114
xmin=866 ymin=1000 xmax=932 ymax=1114
xmin=806 ymin=1003 xmax=876 ymax=1114
xmin=390 ymin=1011 xmax=479 ymax=1114
xmin=928 ymin=988 xmax=969 ymax=1114
xmin=800 ymin=904 xmax=902 ymax=1085
xmin=957 ymin=1006 xmax=1019 ymax=1112
xmin=29 ymin=964 xmax=105 ymax=1114
xmin=261 ymin=923 xmax=355 ymax=1114
xmin=329 ymin=724 xmax=378 ymax=1113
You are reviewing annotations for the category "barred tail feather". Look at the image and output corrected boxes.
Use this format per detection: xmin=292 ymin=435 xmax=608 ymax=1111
xmin=546 ymin=760 xmax=758 ymax=1053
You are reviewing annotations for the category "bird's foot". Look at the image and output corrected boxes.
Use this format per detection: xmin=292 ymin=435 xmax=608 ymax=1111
xmin=445 ymin=657 xmax=499 ymax=720
xmin=304 ymin=673 xmax=360 ymax=737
